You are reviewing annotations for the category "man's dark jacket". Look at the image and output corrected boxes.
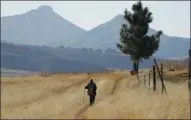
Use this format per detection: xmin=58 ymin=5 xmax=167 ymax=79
xmin=85 ymin=81 xmax=97 ymax=96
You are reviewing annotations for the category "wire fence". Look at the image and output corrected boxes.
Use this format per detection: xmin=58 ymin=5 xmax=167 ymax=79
xmin=135 ymin=58 xmax=168 ymax=95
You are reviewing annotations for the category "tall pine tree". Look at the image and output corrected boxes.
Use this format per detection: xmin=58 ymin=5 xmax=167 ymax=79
xmin=117 ymin=1 xmax=163 ymax=74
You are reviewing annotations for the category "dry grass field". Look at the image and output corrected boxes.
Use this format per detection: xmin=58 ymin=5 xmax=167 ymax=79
xmin=1 ymin=67 xmax=190 ymax=119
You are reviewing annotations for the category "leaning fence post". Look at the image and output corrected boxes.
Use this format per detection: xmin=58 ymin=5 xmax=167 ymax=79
xmin=153 ymin=65 xmax=156 ymax=91
xmin=161 ymin=63 xmax=164 ymax=94
xmin=153 ymin=58 xmax=167 ymax=95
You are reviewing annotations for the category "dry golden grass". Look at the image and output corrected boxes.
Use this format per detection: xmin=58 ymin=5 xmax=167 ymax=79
xmin=161 ymin=58 xmax=188 ymax=71
xmin=1 ymin=69 xmax=190 ymax=119
xmin=162 ymin=69 xmax=188 ymax=83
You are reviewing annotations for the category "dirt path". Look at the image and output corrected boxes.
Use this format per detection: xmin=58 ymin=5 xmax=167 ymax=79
xmin=73 ymin=76 xmax=125 ymax=119
xmin=73 ymin=71 xmax=151 ymax=119
xmin=1 ymin=74 xmax=123 ymax=119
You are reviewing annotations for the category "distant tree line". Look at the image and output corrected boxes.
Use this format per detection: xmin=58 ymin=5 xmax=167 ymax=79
xmin=56 ymin=45 xmax=121 ymax=54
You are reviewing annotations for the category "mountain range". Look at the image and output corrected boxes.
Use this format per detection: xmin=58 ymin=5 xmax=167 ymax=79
xmin=1 ymin=5 xmax=189 ymax=59
xmin=1 ymin=5 xmax=190 ymax=72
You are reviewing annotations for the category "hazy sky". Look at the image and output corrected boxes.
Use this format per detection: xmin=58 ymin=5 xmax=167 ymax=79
xmin=1 ymin=1 xmax=190 ymax=38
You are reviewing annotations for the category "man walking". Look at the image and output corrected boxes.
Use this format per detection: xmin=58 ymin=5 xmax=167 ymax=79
xmin=85 ymin=79 xmax=97 ymax=106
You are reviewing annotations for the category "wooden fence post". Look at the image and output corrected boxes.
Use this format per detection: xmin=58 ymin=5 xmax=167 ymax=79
xmin=153 ymin=59 xmax=167 ymax=95
xmin=144 ymin=75 xmax=146 ymax=85
xmin=161 ymin=63 xmax=164 ymax=94
xmin=149 ymin=73 xmax=150 ymax=87
xmin=189 ymin=49 xmax=191 ymax=93
xmin=153 ymin=65 xmax=156 ymax=91
xmin=137 ymin=75 xmax=140 ymax=85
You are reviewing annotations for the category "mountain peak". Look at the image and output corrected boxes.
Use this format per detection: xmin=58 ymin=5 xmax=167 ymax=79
xmin=36 ymin=5 xmax=53 ymax=12
xmin=110 ymin=14 xmax=124 ymax=23
xmin=27 ymin=5 xmax=54 ymax=14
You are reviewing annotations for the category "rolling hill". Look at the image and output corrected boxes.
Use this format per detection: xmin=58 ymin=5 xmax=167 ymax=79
xmin=1 ymin=42 xmax=155 ymax=72
xmin=1 ymin=43 xmax=106 ymax=73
